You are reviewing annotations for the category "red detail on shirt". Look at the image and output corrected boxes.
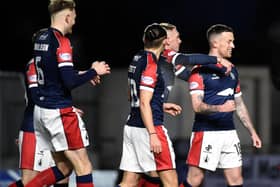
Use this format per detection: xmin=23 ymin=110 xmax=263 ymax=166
xmin=141 ymin=53 xmax=157 ymax=88
xmin=54 ymin=31 xmax=73 ymax=64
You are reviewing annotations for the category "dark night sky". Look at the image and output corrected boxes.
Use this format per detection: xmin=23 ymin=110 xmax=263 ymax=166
xmin=2 ymin=0 xmax=278 ymax=72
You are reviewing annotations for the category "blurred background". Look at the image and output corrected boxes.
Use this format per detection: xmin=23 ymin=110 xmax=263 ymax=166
xmin=1 ymin=0 xmax=280 ymax=186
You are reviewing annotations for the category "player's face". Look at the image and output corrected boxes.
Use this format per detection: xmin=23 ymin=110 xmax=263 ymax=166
xmin=160 ymin=38 xmax=168 ymax=53
xmin=216 ymin=32 xmax=235 ymax=58
xmin=66 ymin=9 xmax=76 ymax=34
xmin=166 ymin=28 xmax=182 ymax=52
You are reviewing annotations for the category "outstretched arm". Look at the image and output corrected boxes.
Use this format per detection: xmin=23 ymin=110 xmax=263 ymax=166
xmin=235 ymin=96 xmax=262 ymax=148
xmin=173 ymin=53 xmax=217 ymax=66
xmin=60 ymin=61 xmax=110 ymax=90
xmin=173 ymin=54 xmax=232 ymax=80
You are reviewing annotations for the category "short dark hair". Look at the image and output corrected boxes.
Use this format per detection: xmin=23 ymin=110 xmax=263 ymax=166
xmin=48 ymin=0 xmax=76 ymax=15
xmin=143 ymin=23 xmax=167 ymax=48
xmin=143 ymin=23 xmax=167 ymax=42
xmin=206 ymin=24 xmax=233 ymax=41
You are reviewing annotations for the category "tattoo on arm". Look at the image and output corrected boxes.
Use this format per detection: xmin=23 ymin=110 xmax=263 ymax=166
xmin=193 ymin=94 xmax=220 ymax=114
xmin=235 ymin=96 xmax=255 ymax=132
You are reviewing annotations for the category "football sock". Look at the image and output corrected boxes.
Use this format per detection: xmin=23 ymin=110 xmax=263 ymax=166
xmin=76 ymin=173 xmax=94 ymax=187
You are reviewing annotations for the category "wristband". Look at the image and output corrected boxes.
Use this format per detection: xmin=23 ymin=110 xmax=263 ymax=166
xmin=149 ymin=132 xmax=157 ymax=135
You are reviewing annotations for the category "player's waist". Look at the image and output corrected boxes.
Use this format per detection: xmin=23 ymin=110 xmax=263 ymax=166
xmin=33 ymin=97 xmax=73 ymax=109
xmin=192 ymin=119 xmax=235 ymax=132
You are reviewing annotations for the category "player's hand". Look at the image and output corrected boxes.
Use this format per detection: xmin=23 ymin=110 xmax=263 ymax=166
xmin=251 ymin=132 xmax=262 ymax=148
xmin=218 ymin=58 xmax=233 ymax=75
xmin=91 ymin=61 xmax=111 ymax=76
xmin=150 ymin=133 xmax=162 ymax=154
xmin=163 ymin=103 xmax=182 ymax=116
xmin=90 ymin=75 xmax=101 ymax=86
xmin=218 ymin=100 xmax=236 ymax=112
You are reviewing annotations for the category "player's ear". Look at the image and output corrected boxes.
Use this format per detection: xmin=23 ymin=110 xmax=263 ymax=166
xmin=211 ymin=39 xmax=219 ymax=48
xmin=65 ymin=14 xmax=71 ymax=24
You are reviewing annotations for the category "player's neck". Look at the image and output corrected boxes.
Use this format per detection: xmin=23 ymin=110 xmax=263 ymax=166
xmin=208 ymin=49 xmax=220 ymax=58
xmin=145 ymin=48 xmax=162 ymax=60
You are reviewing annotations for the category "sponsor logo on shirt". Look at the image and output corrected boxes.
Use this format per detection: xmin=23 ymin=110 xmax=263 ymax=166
xmin=141 ymin=75 xmax=154 ymax=85
xmin=189 ymin=81 xmax=199 ymax=89
xmin=28 ymin=75 xmax=37 ymax=82
xmin=217 ymin=88 xmax=234 ymax=96
xmin=59 ymin=53 xmax=72 ymax=61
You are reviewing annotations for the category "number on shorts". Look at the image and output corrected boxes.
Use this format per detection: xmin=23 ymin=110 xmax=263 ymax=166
xmin=234 ymin=142 xmax=241 ymax=155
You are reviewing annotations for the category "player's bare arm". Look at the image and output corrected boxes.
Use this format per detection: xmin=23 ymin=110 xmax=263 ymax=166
xmin=191 ymin=92 xmax=236 ymax=114
xmin=140 ymin=90 xmax=162 ymax=154
xmin=235 ymin=96 xmax=262 ymax=148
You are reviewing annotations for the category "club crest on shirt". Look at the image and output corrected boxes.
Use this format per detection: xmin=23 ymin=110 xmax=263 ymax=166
xmin=133 ymin=55 xmax=142 ymax=62
xmin=211 ymin=74 xmax=220 ymax=80
xmin=39 ymin=33 xmax=48 ymax=40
